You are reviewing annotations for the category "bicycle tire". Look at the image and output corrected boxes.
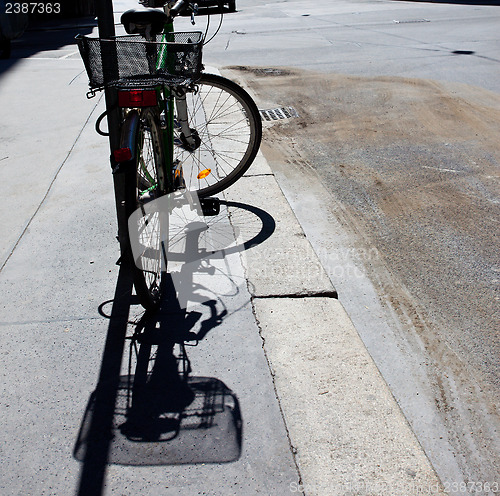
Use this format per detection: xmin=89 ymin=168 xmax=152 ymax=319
xmin=173 ymin=73 xmax=262 ymax=198
xmin=124 ymin=108 xmax=168 ymax=311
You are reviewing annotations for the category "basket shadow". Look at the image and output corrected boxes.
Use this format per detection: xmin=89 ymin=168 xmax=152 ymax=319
xmin=75 ymin=373 xmax=242 ymax=466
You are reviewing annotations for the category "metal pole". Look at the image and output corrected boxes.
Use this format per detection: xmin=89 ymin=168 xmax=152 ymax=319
xmin=76 ymin=7 xmax=133 ymax=494
xmin=95 ymin=0 xmax=115 ymax=39
xmin=95 ymin=0 xmax=130 ymax=254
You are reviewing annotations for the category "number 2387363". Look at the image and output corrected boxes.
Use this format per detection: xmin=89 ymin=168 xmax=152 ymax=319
xmin=5 ymin=3 xmax=61 ymax=14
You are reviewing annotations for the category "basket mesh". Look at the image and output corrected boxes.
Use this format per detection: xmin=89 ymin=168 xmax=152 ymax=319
xmin=77 ymin=32 xmax=203 ymax=89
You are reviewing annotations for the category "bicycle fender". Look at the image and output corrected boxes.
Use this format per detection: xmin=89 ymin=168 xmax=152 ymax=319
xmin=120 ymin=109 xmax=140 ymax=160
xmin=112 ymin=110 xmax=140 ymax=174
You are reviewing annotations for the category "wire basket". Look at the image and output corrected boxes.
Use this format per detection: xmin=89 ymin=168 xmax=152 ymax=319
xmin=76 ymin=32 xmax=204 ymax=89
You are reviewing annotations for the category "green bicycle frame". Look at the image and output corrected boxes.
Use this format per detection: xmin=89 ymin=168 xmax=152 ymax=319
xmin=157 ymin=20 xmax=177 ymax=194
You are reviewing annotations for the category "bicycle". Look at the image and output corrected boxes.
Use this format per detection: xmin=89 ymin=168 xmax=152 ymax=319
xmin=76 ymin=0 xmax=262 ymax=311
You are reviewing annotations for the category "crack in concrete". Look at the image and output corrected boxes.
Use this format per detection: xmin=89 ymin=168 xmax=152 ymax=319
xmin=253 ymin=290 xmax=338 ymax=299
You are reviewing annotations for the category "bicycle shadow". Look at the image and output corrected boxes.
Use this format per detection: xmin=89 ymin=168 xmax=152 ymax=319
xmin=73 ymin=200 xmax=275 ymax=494
xmin=74 ymin=275 xmax=242 ymax=467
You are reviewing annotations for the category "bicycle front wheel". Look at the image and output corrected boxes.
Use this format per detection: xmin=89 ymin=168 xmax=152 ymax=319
xmin=125 ymin=108 xmax=167 ymax=311
xmin=174 ymin=73 xmax=262 ymax=198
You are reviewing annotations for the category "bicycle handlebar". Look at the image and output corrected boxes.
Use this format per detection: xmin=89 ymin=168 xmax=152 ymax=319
xmin=169 ymin=0 xmax=188 ymax=18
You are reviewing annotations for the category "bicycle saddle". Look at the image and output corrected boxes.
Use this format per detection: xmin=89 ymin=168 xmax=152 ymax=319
xmin=121 ymin=8 xmax=169 ymax=37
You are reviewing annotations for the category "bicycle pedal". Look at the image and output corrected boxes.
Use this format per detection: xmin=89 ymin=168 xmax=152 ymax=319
xmin=200 ymin=197 xmax=220 ymax=216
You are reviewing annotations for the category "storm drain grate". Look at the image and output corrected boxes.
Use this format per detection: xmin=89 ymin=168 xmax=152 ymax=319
xmin=259 ymin=107 xmax=299 ymax=121
xmin=393 ymin=18 xmax=430 ymax=24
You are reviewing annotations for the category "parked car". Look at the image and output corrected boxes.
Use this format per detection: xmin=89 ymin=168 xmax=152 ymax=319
xmin=196 ymin=0 xmax=236 ymax=13
xmin=0 ymin=0 xmax=29 ymax=58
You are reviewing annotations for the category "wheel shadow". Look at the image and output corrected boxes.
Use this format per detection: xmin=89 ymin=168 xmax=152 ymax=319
xmin=73 ymin=200 xmax=275 ymax=495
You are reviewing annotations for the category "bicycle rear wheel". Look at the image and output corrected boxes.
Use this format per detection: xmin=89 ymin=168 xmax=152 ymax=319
xmin=174 ymin=73 xmax=262 ymax=198
xmin=125 ymin=108 xmax=167 ymax=311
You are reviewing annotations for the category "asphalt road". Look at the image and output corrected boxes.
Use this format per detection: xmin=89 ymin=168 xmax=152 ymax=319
xmin=201 ymin=0 xmax=500 ymax=93
xmin=186 ymin=0 xmax=500 ymax=489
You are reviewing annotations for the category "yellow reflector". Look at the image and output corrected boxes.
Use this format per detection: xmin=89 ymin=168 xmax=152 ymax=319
xmin=197 ymin=169 xmax=211 ymax=179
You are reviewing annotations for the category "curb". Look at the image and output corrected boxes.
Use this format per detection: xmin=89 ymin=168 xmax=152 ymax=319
xmin=224 ymin=148 xmax=446 ymax=495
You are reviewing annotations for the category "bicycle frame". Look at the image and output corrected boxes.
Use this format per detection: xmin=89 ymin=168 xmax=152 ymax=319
xmin=114 ymin=12 xmax=200 ymax=196
xmin=157 ymin=18 xmax=177 ymax=194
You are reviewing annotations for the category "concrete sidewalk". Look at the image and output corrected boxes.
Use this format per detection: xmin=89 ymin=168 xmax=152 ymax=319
xmin=0 ymin=16 xmax=444 ymax=496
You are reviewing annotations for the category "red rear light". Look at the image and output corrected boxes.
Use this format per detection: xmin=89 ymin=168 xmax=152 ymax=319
xmin=118 ymin=89 xmax=157 ymax=108
xmin=113 ymin=147 xmax=133 ymax=162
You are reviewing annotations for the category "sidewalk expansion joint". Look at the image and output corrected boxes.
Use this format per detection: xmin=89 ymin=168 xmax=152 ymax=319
xmin=253 ymin=290 xmax=338 ymax=300
xmin=242 ymin=173 xmax=274 ymax=177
